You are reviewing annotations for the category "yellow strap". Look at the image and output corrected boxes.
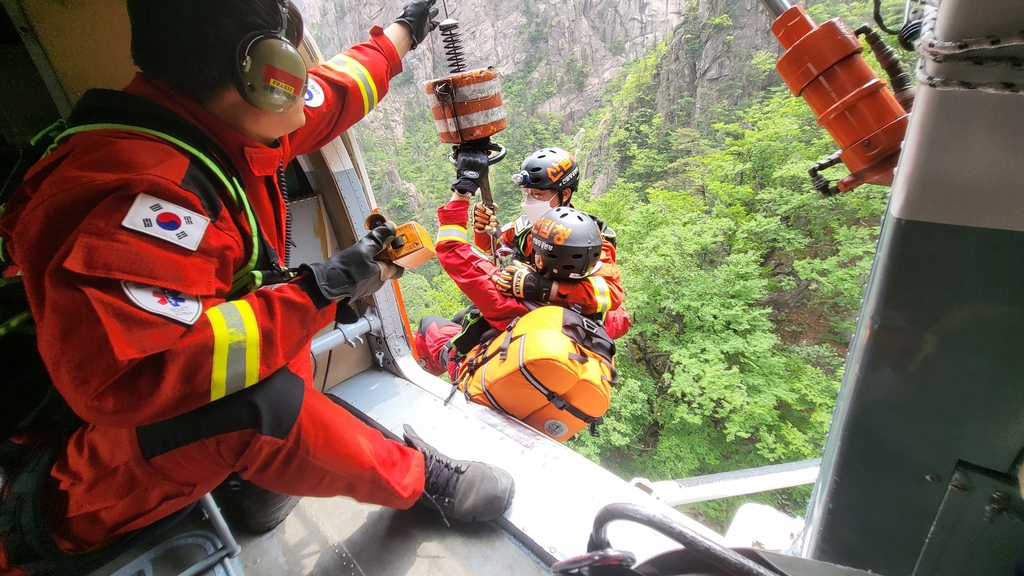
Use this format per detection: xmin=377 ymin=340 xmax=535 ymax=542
xmin=588 ymin=276 xmax=611 ymax=314
xmin=207 ymin=300 xmax=261 ymax=401
xmin=437 ymin=224 xmax=469 ymax=244
xmin=323 ymin=54 xmax=379 ymax=115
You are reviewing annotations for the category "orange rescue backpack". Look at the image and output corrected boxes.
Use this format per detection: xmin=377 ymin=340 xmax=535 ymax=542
xmin=454 ymin=305 xmax=618 ymax=441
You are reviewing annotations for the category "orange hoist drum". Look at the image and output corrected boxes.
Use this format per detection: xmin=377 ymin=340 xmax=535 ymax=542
xmin=772 ymin=6 xmax=908 ymax=192
xmin=424 ymin=67 xmax=507 ymax=144
xmin=456 ymin=306 xmax=615 ymax=442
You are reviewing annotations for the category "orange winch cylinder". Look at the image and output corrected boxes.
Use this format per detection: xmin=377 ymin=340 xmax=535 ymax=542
xmin=772 ymin=6 xmax=908 ymax=193
xmin=424 ymin=67 xmax=507 ymax=144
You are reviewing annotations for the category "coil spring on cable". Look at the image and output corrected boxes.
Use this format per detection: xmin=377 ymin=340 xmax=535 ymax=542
xmin=439 ymin=18 xmax=467 ymax=74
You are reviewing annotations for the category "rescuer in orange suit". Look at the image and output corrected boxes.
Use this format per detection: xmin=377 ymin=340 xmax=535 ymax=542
xmin=471 ymin=148 xmax=632 ymax=339
xmin=0 ymin=0 xmax=513 ymax=570
xmin=411 ymin=145 xmax=618 ymax=375
xmin=411 ymin=147 xmax=630 ymax=377
xmin=414 ymin=148 xmax=612 ymax=380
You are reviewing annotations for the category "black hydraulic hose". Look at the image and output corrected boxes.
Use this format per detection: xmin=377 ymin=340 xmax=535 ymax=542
xmin=873 ymin=0 xmax=900 ymax=35
xmin=809 ymin=151 xmax=843 ymax=197
xmin=587 ymin=503 xmax=781 ymax=576
xmin=856 ymin=25 xmax=916 ymax=112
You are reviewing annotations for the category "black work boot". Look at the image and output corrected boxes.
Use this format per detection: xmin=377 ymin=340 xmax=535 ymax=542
xmin=403 ymin=424 xmax=515 ymax=524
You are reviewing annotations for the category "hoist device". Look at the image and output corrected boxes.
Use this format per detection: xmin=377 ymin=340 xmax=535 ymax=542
xmin=761 ymin=0 xmax=916 ymax=195
xmin=423 ymin=6 xmax=508 ymax=257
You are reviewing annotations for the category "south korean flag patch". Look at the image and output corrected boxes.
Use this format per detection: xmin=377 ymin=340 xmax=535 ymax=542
xmin=122 ymin=281 xmax=203 ymax=325
xmin=121 ymin=193 xmax=210 ymax=251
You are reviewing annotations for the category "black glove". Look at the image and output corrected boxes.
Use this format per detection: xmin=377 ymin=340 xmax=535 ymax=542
xmin=393 ymin=0 xmax=440 ymax=50
xmin=493 ymin=262 xmax=553 ymax=301
xmin=451 ymin=149 xmax=489 ymax=196
xmin=298 ymin=223 xmax=403 ymax=308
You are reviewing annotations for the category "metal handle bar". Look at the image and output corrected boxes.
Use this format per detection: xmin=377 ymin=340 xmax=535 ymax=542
xmin=587 ymin=503 xmax=780 ymax=576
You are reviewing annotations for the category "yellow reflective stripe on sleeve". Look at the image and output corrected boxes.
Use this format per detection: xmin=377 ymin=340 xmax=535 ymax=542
xmin=239 ymin=301 xmax=260 ymax=389
xmin=437 ymin=224 xmax=468 ymax=244
xmin=207 ymin=301 xmax=261 ymax=401
xmin=588 ymin=276 xmax=611 ymax=314
xmin=323 ymin=54 xmax=379 ymax=115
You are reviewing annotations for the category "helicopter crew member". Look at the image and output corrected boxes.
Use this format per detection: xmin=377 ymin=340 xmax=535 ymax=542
xmin=0 ymin=0 xmax=513 ymax=567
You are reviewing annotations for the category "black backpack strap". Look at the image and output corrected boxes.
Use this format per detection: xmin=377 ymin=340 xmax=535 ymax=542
xmin=0 ymin=440 xmax=73 ymax=568
xmin=561 ymin=308 xmax=616 ymax=364
xmin=69 ymin=90 xmax=231 ymax=217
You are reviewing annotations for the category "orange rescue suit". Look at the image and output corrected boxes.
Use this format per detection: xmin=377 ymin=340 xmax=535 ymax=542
xmin=0 ymin=27 xmax=424 ymax=558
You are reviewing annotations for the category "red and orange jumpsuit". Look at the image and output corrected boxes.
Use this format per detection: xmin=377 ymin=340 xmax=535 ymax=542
xmin=473 ymin=213 xmax=631 ymax=338
xmin=0 ymin=27 xmax=423 ymax=558
xmin=417 ymin=200 xmax=626 ymax=380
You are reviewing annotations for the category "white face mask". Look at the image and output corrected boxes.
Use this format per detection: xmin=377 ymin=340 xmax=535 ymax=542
xmin=521 ymin=196 xmax=552 ymax=224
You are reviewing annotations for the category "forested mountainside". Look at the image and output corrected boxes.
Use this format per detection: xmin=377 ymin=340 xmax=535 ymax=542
xmin=299 ymin=0 xmax=910 ymax=526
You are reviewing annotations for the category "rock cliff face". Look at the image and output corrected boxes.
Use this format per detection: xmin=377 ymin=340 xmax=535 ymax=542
xmin=295 ymin=0 xmax=778 ymax=196
xmin=655 ymin=0 xmax=778 ymax=126
xmin=298 ymin=0 xmax=683 ymax=116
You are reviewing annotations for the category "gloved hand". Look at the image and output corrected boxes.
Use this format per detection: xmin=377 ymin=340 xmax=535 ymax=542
xmin=299 ymin=223 xmax=404 ymax=306
xmin=393 ymin=0 xmax=440 ymax=50
xmin=473 ymin=203 xmax=499 ymax=234
xmin=451 ymin=149 xmax=489 ymax=196
xmin=493 ymin=261 xmax=553 ymax=301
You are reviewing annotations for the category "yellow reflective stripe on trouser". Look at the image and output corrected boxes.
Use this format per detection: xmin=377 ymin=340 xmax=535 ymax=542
xmin=323 ymin=54 xmax=379 ymax=115
xmin=207 ymin=301 xmax=261 ymax=401
xmin=588 ymin=276 xmax=611 ymax=314
xmin=437 ymin=225 xmax=468 ymax=244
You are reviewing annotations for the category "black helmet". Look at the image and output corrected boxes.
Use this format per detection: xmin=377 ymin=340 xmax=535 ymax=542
xmin=511 ymin=148 xmax=580 ymax=196
xmin=530 ymin=207 xmax=602 ymax=279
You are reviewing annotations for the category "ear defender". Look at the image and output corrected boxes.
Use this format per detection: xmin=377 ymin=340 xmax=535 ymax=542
xmin=234 ymin=0 xmax=308 ymax=113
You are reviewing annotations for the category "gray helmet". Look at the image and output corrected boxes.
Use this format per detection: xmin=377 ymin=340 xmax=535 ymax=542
xmin=511 ymin=148 xmax=580 ymax=198
xmin=530 ymin=207 xmax=602 ymax=279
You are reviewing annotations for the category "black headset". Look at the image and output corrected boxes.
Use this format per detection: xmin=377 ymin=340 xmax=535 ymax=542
xmin=234 ymin=0 xmax=308 ymax=113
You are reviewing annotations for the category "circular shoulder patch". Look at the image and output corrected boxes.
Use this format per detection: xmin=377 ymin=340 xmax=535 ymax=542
xmin=544 ymin=419 xmax=569 ymax=438
xmin=304 ymin=78 xmax=325 ymax=108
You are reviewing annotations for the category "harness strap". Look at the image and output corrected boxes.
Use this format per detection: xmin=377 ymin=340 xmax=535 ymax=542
xmin=498 ymin=330 xmax=513 ymax=361
xmin=568 ymin=352 xmax=588 ymax=364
